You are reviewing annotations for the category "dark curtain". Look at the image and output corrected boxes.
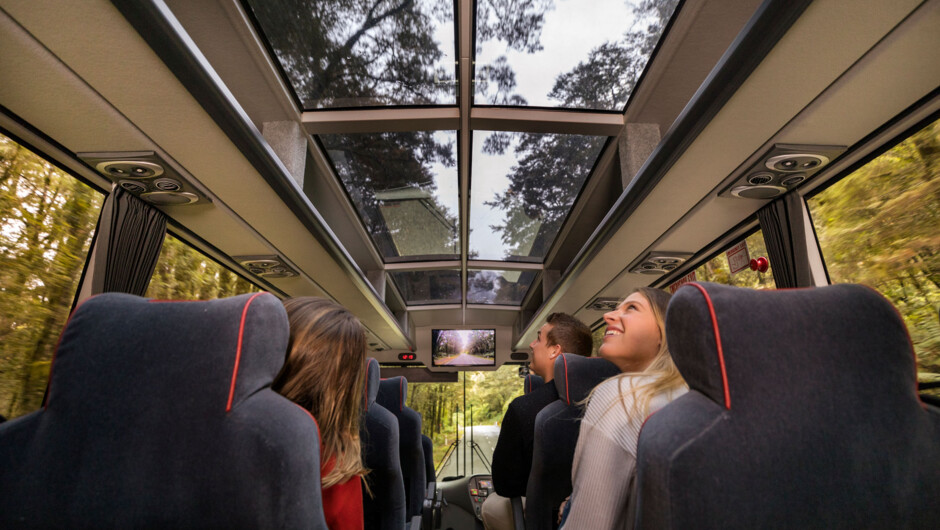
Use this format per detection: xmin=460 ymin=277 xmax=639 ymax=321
xmin=92 ymin=188 xmax=167 ymax=296
xmin=757 ymin=192 xmax=814 ymax=288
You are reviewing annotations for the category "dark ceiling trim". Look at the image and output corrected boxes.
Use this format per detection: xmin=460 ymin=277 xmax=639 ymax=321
xmin=110 ymin=0 xmax=414 ymax=349
xmin=514 ymin=0 xmax=815 ymax=349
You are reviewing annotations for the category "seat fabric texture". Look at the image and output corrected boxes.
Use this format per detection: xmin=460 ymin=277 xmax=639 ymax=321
xmin=635 ymin=282 xmax=940 ymax=529
xmin=525 ymin=354 xmax=620 ymax=530
xmin=0 ymin=292 xmax=327 ymax=528
xmin=422 ymin=433 xmax=435 ymax=487
xmin=377 ymin=376 xmax=427 ymax=519
xmin=524 ymin=374 xmax=544 ymax=394
xmin=361 ymin=358 xmax=407 ymax=530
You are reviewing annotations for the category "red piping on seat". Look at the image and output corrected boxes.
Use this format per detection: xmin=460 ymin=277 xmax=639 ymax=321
xmin=226 ymin=292 xmax=266 ymax=412
xmin=562 ymin=354 xmax=571 ymax=405
xmin=292 ymin=402 xmax=321 ymax=446
xmin=688 ymin=283 xmax=731 ymax=410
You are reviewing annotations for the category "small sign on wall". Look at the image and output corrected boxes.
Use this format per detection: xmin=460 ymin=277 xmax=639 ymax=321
xmin=669 ymin=271 xmax=697 ymax=293
xmin=726 ymin=240 xmax=751 ymax=275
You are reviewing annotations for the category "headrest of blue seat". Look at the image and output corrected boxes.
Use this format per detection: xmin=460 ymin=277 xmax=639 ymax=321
xmin=552 ymin=354 xmax=621 ymax=405
xmin=666 ymin=282 xmax=920 ymax=411
xmin=48 ymin=292 xmax=288 ymax=416
xmin=525 ymin=374 xmax=544 ymax=394
xmin=364 ymin=358 xmax=380 ymax=411
xmin=377 ymin=376 xmax=408 ymax=412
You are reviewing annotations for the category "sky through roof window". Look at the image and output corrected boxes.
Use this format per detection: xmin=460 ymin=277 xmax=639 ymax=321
xmin=244 ymin=0 xmax=457 ymax=109
xmin=470 ymin=131 xmax=607 ymax=262
xmin=319 ymin=131 xmax=459 ymax=261
xmin=467 ymin=269 xmax=538 ymax=305
xmin=389 ymin=269 xmax=462 ymax=305
xmin=473 ymin=0 xmax=679 ymax=110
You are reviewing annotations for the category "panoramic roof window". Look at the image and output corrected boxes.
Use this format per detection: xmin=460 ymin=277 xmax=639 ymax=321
xmin=469 ymin=131 xmax=607 ymax=262
xmin=244 ymin=0 xmax=457 ymax=109
xmin=320 ymin=131 xmax=459 ymax=261
xmin=389 ymin=269 xmax=462 ymax=305
xmin=467 ymin=269 xmax=538 ymax=305
xmin=474 ymin=0 xmax=679 ymax=110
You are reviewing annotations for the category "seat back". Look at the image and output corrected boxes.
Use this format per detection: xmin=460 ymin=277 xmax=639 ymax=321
xmin=635 ymin=282 xmax=940 ymax=529
xmin=361 ymin=358 xmax=406 ymax=530
xmin=526 ymin=354 xmax=620 ymax=530
xmin=422 ymin=433 xmax=435 ymax=484
xmin=377 ymin=376 xmax=427 ymax=519
xmin=0 ymin=292 xmax=326 ymax=528
xmin=524 ymin=373 xmax=544 ymax=394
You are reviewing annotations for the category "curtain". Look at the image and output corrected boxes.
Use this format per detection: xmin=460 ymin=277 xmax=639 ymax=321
xmin=90 ymin=187 xmax=167 ymax=296
xmin=757 ymin=192 xmax=814 ymax=288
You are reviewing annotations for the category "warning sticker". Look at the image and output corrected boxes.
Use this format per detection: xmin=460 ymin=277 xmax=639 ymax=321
xmin=669 ymin=271 xmax=697 ymax=293
xmin=726 ymin=240 xmax=750 ymax=275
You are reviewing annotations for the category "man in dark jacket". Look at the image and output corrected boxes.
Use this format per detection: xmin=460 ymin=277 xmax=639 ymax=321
xmin=482 ymin=313 xmax=592 ymax=529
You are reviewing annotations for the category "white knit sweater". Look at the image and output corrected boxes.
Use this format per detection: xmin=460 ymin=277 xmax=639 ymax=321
xmin=561 ymin=375 xmax=687 ymax=530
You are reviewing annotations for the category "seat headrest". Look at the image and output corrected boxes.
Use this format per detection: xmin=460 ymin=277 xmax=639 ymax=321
xmin=525 ymin=374 xmax=544 ymax=394
xmin=46 ymin=292 xmax=288 ymax=416
xmin=666 ymin=282 xmax=919 ymax=410
xmin=552 ymin=354 xmax=620 ymax=405
xmin=364 ymin=358 xmax=380 ymax=410
xmin=377 ymin=376 xmax=408 ymax=412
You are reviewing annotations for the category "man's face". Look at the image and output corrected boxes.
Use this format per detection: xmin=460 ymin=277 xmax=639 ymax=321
xmin=529 ymin=323 xmax=560 ymax=381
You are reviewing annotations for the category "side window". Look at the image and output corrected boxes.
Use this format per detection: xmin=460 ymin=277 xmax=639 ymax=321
xmin=0 ymin=132 xmax=105 ymax=420
xmin=146 ymin=233 xmax=260 ymax=300
xmin=807 ymin=118 xmax=939 ymax=395
xmin=668 ymin=229 xmax=776 ymax=292
xmin=591 ymin=325 xmax=605 ymax=356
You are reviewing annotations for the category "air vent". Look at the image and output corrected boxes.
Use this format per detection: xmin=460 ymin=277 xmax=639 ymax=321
xmin=234 ymin=255 xmax=299 ymax=279
xmin=628 ymin=252 xmax=693 ymax=275
xmin=78 ymin=151 xmax=209 ymax=206
xmin=720 ymin=144 xmax=846 ymax=200
xmin=586 ymin=297 xmax=621 ymax=311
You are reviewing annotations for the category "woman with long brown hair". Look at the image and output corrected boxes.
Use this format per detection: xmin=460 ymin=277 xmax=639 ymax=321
xmin=560 ymin=287 xmax=688 ymax=529
xmin=273 ymin=297 xmax=368 ymax=530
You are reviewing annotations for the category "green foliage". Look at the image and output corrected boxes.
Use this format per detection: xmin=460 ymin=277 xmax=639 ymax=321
xmin=406 ymin=365 xmax=525 ymax=468
xmin=0 ymin=134 xmax=104 ymax=419
xmin=145 ymin=234 xmax=260 ymax=301
xmin=808 ymin=119 xmax=940 ymax=389
xmin=690 ymin=231 xmax=776 ymax=290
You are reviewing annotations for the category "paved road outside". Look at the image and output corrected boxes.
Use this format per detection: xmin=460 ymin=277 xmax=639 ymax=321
xmin=435 ymin=424 xmax=500 ymax=479
xmin=435 ymin=354 xmax=494 ymax=366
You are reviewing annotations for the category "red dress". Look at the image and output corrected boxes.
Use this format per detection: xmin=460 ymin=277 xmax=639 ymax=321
xmin=321 ymin=457 xmax=364 ymax=530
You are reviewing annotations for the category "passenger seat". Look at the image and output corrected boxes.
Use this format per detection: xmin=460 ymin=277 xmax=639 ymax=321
xmin=361 ymin=358 xmax=407 ymax=529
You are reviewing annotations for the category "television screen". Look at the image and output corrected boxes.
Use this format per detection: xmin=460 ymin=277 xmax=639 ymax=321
xmin=431 ymin=329 xmax=496 ymax=367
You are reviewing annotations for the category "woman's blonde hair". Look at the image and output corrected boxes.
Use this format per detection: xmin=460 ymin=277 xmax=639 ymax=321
xmin=596 ymin=287 xmax=687 ymax=419
xmin=272 ymin=297 xmax=367 ymax=488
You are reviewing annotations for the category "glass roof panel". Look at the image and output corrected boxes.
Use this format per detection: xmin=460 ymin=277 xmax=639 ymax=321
xmin=474 ymin=0 xmax=679 ymax=110
xmin=389 ymin=269 xmax=462 ymax=305
xmin=467 ymin=269 xmax=538 ymax=305
xmin=320 ymin=131 xmax=459 ymax=261
xmin=469 ymin=131 xmax=607 ymax=262
xmin=244 ymin=0 xmax=457 ymax=109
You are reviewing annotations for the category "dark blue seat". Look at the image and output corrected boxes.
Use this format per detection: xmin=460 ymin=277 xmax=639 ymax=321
xmin=526 ymin=354 xmax=620 ymax=530
xmin=377 ymin=376 xmax=427 ymax=520
xmin=361 ymin=358 xmax=407 ymax=530
xmin=635 ymin=282 xmax=940 ymax=529
xmin=524 ymin=373 xmax=544 ymax=394
xmin=0 ymin=292 xmax=327 ymax=528
xmin=422 ymin=433 xmax=435 ymax=486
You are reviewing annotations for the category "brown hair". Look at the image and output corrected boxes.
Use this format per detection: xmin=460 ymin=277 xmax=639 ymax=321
xmin=545 ymin=312 xmax=592 ymax=357
xmin=272 ymin=297 xmax=367 ymax=488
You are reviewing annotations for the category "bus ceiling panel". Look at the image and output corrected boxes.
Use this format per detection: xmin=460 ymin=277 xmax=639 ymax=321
xmin=469 ymin=131 xmax=607 ymax=262
xmin=469 ymin=108 xmax=623 ymax=136
xmin=4 ymin=0 xmax=417 ymax=348
xmin=472 ymin=0 xmax=680 ymax=112
xmin=773 ymin=0 xmax=940 ymax=149
xmin=164 ymin=0 xmax=298 ymax=128
xmin=241 ymin=0 xmax=459 ymax=110
xmin=0 ymin=8 xmax=158 ymax=157
xmin=409 ymin=308 xmax=519 ymax=329
xmin=513 ymin=0 xmax=922 ymax=349
xmin=317 ymin=130 xmax=460 ymax=262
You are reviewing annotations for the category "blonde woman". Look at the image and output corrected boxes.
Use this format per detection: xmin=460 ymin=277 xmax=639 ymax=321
xmin=560 ymin=288 xmax=688 ymax=529
xmin=273 ymin=297 xmax=368 ymax=530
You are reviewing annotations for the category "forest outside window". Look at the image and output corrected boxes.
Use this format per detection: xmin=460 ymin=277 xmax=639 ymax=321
xmin=667 ymin=230 xmax=776 ymax=292
xmin=807 ymin=118 xmax=939 ymax=396
xmin=0 ymin=132 xmax=105 ymax=421
xmin=146 ymin=233 xmax=260 ymax=301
